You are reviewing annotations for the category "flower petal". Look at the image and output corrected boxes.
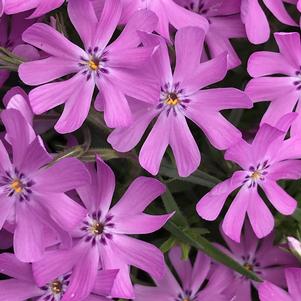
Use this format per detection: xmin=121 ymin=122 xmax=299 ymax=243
xmin=262 ymin=180 xmax=297 ymax=215
xmin=286 ymin=268 xmax=301 ymax=299
xmin=92 ymin=269 xmax=119 ymax=296
xmin=268 ymin=160 xmax=301 ymax=180
xmin=28 ymin=0 xmax=64 ymax=18
xmin=22 ymin=23 xmax=85 ymax=59
xmin=110 ymin=177 xmax=165 ymax=216
xmin=222 ymin=187 xmax=250 ymax=242
xmin=258 ymin=281 xmax=292 ymax=301
xmin=196 ymin=171 xmax=245 ymax=221
xmin=19 ymin=57 xmax=79 ymax=86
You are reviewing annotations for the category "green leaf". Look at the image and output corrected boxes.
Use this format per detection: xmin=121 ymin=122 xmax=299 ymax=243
xmin=159 ymin=163 xmax=221 ymax=188
xmin=161 ymin=186 xmax=188 ymax=228
xmin=164 ymin=220 xmax=262 ymax=282
xmin=180 ymin=243 xmax=191 ymax=260
xmin=160 ymin=237 xmax=176 ymax=253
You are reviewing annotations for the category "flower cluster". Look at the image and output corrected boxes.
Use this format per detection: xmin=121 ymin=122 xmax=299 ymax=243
xmin=0 ymin=0 xmax=301 ymax=300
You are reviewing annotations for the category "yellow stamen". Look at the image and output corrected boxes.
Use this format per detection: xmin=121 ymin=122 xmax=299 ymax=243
xmin=88 ymin=60 xmax=99 ymax=71
xmin=91 ymin=222 xmax=104 ymax=235
xmin=10 ymin=179 xmax=23 ymax=193
xmin=183 ymin=298 xmax=190 ymax=301
xmin=51 ymin=280 xmax=63 ymax=294
xmin=250 ymin=171 xmax=261 ymax=180
xmin=244 ymin=263 xmax=254 ymax=271
xmin=165 ymin=93 xmax=180 ymax=106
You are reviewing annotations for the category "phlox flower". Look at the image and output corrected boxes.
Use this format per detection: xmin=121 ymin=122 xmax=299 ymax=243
xmin=175 ymin=0 xmax=245 ymax=69
xmin=0 ymin=252 xmax=117 ymax=301
xmin=0 ymin=108 xmax=90 ymax=262
xmin=32 ymin=156 xmax=172 ymax=300
xmin=259 ymin=268 xmax=301 ymax=301
xmin=218 ymin=224 xmax=298 ymax=301
xmin=19 ymin=0 xmax=159 ymax=133
xmin=287 ymin=236 xmax=301 ymax=261
xmin=120 ymin=0 xmax=209 ymax=40
xmin=197 ymin=113 xmax=301 ymax=242
xmin=0 ymin=12 xmax=39 ymax=88
xmin=246 ymin=32 xmax=301 ymax=136
xmin=135 ymin=246 xmax=232 ymax=301
xmin=241 ymin=0 xmax=298 ymax=44
xmin=0 ymin=0 xmax=64 ymax=18
xmin=108 ymin=26 xmax=252 ymax=177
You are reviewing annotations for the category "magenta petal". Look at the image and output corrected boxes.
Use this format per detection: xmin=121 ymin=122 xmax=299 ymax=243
xmin=135 ymin=284 xmax=174 ymax=301
xmin=222 ymin=187 xmax=250 ymax=242
xmin=0 ymin=253 xmax=33 ymax=281
xmin=173 ymin=26 xmax=205 ymax=85
xmin=197 ymin=171 xmax=245 ymax=221
xmin=92 ymin=0 xmax=121 ymax=49
xmin=19 ymin=57 xmax=80 ymax=86
xmin=0 ymin=195 xmax=14 ymax=230
xmin=28 ymin=0 xmax=64 ymax=18
xmin=168 ymin=246 xmax=192 ymax=289
xmin=29 ymin=73 xmax=84 ymax=115
xmin=0 ymin=140 xmax=11 ymax=172
xmin=169 ymin=114 xmax=201 ymax=177
xmin=0 ymin=279 xmax=42 ymax=301
xmin=139 ymin=113 xmax=170 ymax=175
xmin=113 ymin=235 xmax=165 ymax=281
xmin=274 ymin=32 xmax=301 ymax=69
xmin=55 ymin=77 xmax=95 ymax=134
xmin=286 ymin=268 xmax=301 ymax=299
xmin=14 ymin=202 xmax=45 ymax=262
xmin=34 ymin=157 xmax=90 ymax=192
xmin=258 ymin=281 xmax=292 ymax=301
xmin=247 ymin=51 xmax=296 ymax=77
xmin=244 ymin=0 xmax=270 ymax=44
xmin=262 ymin=180 xmax=297 ymax=215
xmin=113 ymin=213 xmax=172 ymax=235
xmin=98 ymin=77 xmax=133 ymax=128
xmin=3 ymin=0 xmax=37 ymax=14
xmin=22 ymin=23 xmax=85 ymax=59
xmin=62 ymin=246 xmax=99 ymax=301
xmin=67 ymin=0 xmax=98 ymax=48
xmin=110 ymin=177 xmax=165 ymax=216
xmin=13 ymin=44 xmax=40 ymax=61
xmin=268 ymin=160 xmax=301 ymax=180
xmin=92 ymin=269 xmax=119 ymax=296
xmin=247 ymin=189 xmax=274 ymax=239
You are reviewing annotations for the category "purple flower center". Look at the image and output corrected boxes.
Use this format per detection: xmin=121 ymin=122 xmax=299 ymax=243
xmin=176 ymin=290 xmax=196 ymax=301
xmin=0 ymin=168 xmax=34 ymax=201
xmin=157 ymin=82 xmax=191 ymax=116
xmin=40 ymin=273 xmax=70 ymax=301
xmin=80 ymin=210 xmax=114 ymax=246
xmin=243 ymin=160 xmax=270 ymax=188
xmin=79 ymin=47 xmax=109 ymax=81
xmin=185 ymin=0 xmax=209 ymax=14
xmin=293 ymin=69 xmax=301 ymax=90
xmin=241 ymin=255 xmax=261 ymax=276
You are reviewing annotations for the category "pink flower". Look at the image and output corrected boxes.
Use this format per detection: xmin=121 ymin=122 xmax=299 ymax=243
xmin=175 ymin=0 xmax=245 ymax=69
xmin=19 ymin=0 xmax=159 ymax=133
xmin=218 ymin=224 xmax=298 ymax=301
xmin=0 ymin=108 xmax=90 ymax=262
xmin=197 ymin=113 xmax=301 ymax=242
xmin=1 ymin=0 xmax=64 ymax=18
xmin=120 ymin=0 xmax=209 ymax=40
xmin=258 ymin=268 xmax=301 ymax=301
xmin=32 ymin=156 xmax=172 ymax=300
xmin=135 ymin=246 xmax=232 ymax=301
xmin=0 ymin=252 xmax=117 ymax=301
xmin=108 ymin=27 xmax=252 ymax=177
xmin=241 ymin=0 xmax=298 ymax=44
xmin=246 ymin=32 xmax=301 ymax=136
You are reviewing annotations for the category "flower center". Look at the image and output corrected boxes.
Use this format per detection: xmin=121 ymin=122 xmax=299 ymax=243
xmin=10 ymin=179 xmax=23 ymax=194
xmin=51 ymin=280 xmax=63 ymax=294
xmin=243 ymin=263 xmax=254 ymax=271
xmin=250 ymin=170 xmax=261 ymax=181
xmin=165 ymin=93 xmax=180 ymax=106
xmin=88 ymin=59 xmax=100 ymax=71
xmin=90 ymin=222 xmax=104 ymax=235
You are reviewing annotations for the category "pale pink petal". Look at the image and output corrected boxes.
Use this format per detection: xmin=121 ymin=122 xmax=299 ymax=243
xmin=110 ymin=177 xmax=165 ymax=216
xmin=248 ymin=51 xmax=296 ymax=77
xmin=222 ymin=187 xmax=250 ymax=242
xmin=22 ymin=23 xmax=85 ymax=59
xmin=19 ymin=57 xmax=79 ymax=86
xmin=196 ymin=171 xmax=246 ymax=221
xmin=169 ymin=113 xmax=200 ymax=177
xmin=247 ymin=189 xmax=274 ymax=239
xmin=262 ymin=180 xmax=297 ymax=215
xmin=92 ymin=0 xmax=122 ymax=48
xmin=274 ymin=32 xmax=301 ymax=69
xmin=92 ymin=269 xmax=119 ymax=296
xmin=173 ymin=26 xmax=205 ymax=85
xmin=67 ymin=0 xmax=98 ymax=49
xmin=258 ymin=281 xmax=292 ymax=301
xmin=139 ymin=113 xmax=170 ymax=175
